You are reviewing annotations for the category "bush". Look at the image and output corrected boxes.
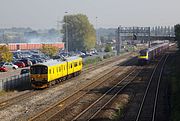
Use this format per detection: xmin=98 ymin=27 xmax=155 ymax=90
xmin=84 ymin=56 xmax=103 ymax=65
xmin=103 ymin=54 xmax=111 ymax=59
xmin=104 ymin=44 xmax=112 ymax=52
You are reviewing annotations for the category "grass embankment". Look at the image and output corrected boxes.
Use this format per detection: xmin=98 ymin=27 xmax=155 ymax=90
xmin=83 ymin=52 xmax=115 ymax=66
xmin=170 ymin=51 xmax=180 ymax=121
xmin=0 ymin=90 xmax=7 ymax=96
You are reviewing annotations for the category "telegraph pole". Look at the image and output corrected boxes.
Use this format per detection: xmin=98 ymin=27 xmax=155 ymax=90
xmin=65 ymin=11 xmax=68 ymax=53
xmin=117 ymin=26 xmax=121 ymax=55
xmin=148 ymin=27 xmax=151 ymax=48
xmin=96 ymin=16 xmax=98 ymax=45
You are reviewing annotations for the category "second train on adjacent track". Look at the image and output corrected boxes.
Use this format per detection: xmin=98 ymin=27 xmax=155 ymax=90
xmin=138 ymin=43 xmax=169 ymax=65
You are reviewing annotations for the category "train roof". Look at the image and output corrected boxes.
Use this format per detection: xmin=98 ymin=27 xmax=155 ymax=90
xmin=65 ymin=56 xmax=82 ymax=62
xmin=31 ymin=56 xmax=82 ymax=67
xmin=32 ymin=59 xmax=66 ymax=67
xmin=147 ymin=43 xmax=169 ymax=52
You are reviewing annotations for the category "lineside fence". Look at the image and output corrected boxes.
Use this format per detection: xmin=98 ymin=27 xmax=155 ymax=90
xmin=0 ymin=73 xmax=31 ymax=91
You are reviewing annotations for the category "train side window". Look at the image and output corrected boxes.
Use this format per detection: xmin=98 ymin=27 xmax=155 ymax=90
xmin=74 ymin=62 xmax=77 ymax=67
xmin=49 ymin=69 xmax=51 ymax=74
xmin=53 ymin=68 xmax=54 ymax=74
xmin=79 ymin=62 xmax=81 ymax=65
xmin=57 ymin=67 xmax=58 ymax=73
xmin=64 ymin=66 xmax=65 ymax=70
xmin=59 ymin=67 xmax=61 ymax=72
xmin=71 ymin=64 xmax=73 ymax=68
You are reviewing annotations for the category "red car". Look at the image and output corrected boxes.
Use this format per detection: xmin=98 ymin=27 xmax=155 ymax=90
xmin=14 ymin=61 xmax=26 ymax=68
xmin=0 ymin=66 xmax=8 ymax=72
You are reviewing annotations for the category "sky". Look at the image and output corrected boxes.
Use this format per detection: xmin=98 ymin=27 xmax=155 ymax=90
xmin=0 ymin=0 xmax=179 ymax=29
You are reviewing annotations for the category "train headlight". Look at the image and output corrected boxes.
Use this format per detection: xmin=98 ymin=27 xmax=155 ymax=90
xmin=31 ymin=78 xmax=34 ymax=80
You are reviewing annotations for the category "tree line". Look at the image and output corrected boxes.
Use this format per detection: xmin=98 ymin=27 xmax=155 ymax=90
xmin=175 ymin=24 xmax=180 ymax=49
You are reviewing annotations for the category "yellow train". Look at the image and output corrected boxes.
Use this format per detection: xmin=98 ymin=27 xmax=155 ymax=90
xmin=30 ymin=56 xmax=82 ymax=88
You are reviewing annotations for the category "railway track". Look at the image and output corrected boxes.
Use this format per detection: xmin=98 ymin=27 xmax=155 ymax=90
xmin=0 ymin=53 xmax=136 ymax=111
xmin=0 ymin=90 xmax=37 ymax=110
xmin=135 ymin=54 xmax=169 ymax=121
xmin=71 ymin=68 xmax=141 ymax=121
xmin=28 ymin=58 xmax=137 ymax=121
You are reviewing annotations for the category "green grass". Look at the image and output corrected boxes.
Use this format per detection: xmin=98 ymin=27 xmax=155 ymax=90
xmin=84 ymin=52 xmax=115 ymax=66
xmin=170 ymin=51 xmax=180 ymax=121
xmin=112 ymin=106 xmax=124 ymax=121
xmin=0 ymin=90 xmax=7 ymax=96
xmin=84 ymin=56 xmax=103 ymax=66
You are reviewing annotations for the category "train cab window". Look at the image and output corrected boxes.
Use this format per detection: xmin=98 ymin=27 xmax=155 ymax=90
xmin=30 ymin=66 xmax=48 ymax=74
xmin=71 ymin=64 xmax=73 ymax=68
xmin=140 ymin=50 xmax=147 ymax=56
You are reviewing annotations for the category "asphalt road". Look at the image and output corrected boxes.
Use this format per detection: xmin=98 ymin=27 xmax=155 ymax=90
xmin=0 ymin=67 xmax=29 ymax=80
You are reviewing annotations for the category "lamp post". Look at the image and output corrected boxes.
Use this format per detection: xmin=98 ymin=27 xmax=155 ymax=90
xmin=95 ymin=16 xmax=99 ymax=45
xmin=65 ymin=12 xmax=68 ymax=53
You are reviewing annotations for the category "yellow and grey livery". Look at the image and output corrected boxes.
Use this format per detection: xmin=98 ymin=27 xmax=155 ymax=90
xmin=30 ymin=56 xmax=82 ymax=88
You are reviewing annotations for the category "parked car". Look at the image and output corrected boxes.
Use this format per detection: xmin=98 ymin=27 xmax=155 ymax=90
xmin=0 ymin=62 xmax=18 ymax=70
xmin=19 ymin=59 xmax=32 ymax=67
xmin=14 ymin=61 xmax=26 ymax=68
xmin=20 ymin=68 xmax=30 ymax=75
xmin=0 ymin=66 xmax=8 ymax=72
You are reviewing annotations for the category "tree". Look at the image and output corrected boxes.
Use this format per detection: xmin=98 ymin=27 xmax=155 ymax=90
xmin=175 ymin=24 xmax=180 ymax=49
xmin=40 ymin=44 xmax=59 ymax=58
xmin=61 ymin=14 xmax=96 ymax=51
xmin=0 ymin=45 xmax=13 ymax=62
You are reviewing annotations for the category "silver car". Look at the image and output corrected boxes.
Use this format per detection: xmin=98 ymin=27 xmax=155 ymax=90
xmin=1 ymin=62 xmax=18 ymax=70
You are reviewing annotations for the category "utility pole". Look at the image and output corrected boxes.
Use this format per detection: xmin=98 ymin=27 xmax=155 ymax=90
xmin=96 ymin=16 xmax=98 ymax=45
xmin=65 ymin=11 xmax=68 ymax=53
xmin=117 ymin=26 xmax=121 ymax=55
xmin=148 ymin=27 xmax=151 ymax=48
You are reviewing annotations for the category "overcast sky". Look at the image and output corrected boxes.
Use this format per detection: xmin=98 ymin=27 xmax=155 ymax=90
xmin=0 ymin=0 xmax=179 ymax=29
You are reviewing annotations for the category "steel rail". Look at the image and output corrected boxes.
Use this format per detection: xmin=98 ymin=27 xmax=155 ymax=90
xmin=135 ymin=55 xmax=167 ymax=121
xmin=72 ymin=69 xmax=140 ymax=121
xmin=152 ymin=54 xmax=169 ymax=121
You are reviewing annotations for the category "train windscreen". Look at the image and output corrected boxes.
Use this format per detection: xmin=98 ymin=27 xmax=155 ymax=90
xmin=139 ymin=50 xmax=147 ymax=56
xmin=30 ymin=65 xmax=48 ymax=74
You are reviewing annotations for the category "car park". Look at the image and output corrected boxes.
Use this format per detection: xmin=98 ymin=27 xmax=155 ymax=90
xmin=20 ymin=68 xmax=30 ymax=75
xmin=0 ymin=62 xmax=18 ymax=70
xmin=19 ymin=59 xmax=32 ymax=67
xmin=14 ymin=61 xmax=26 ymax=68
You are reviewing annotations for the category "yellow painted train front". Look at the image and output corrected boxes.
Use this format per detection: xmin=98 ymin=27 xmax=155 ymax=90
xmin=30 ymin=56 xmax=82 ymax=89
